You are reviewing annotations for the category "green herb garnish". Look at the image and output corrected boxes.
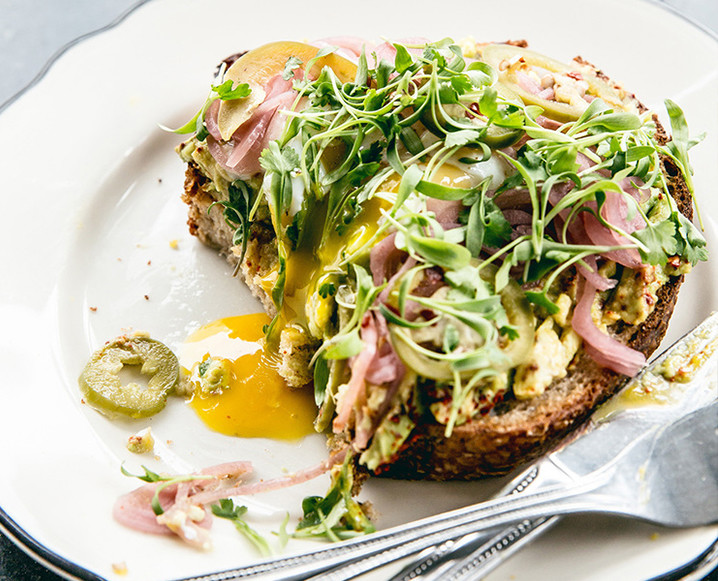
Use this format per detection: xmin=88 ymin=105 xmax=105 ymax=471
xmin=212 ymin=499 xmax=272 ymax=556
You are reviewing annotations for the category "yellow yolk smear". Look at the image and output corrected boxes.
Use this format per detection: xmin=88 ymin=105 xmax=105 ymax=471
xmin=181 ymin=313 xmax=317 ymax=440
xmin=430 ymin=162 xmax=476 ymax=189
xmin=261 ymin=194 xmax=390 ymax=337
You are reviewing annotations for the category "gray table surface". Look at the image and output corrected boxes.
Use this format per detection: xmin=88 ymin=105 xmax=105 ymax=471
xmin=0 ymin=1 xmax=716 ymax=579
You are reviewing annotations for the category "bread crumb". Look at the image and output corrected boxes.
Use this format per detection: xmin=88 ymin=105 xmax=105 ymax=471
xmin=650 ymin=532 xmax=660 ymax=541
xmin=130 ymin=330 xmax=151 ymax=339
xmin=127 ymin=428 xmax=154 ymax=454
xmin=169 ymin=239 xmax=179 ymax=249
xmin=111 ymin=561 xmax=128 ymax=575
xmin=89 ymin=306 xmax=97 ymax=312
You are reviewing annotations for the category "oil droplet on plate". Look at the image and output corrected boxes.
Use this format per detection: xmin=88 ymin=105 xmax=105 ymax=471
xmin=181 ymin=313 xmax=317 ymax=440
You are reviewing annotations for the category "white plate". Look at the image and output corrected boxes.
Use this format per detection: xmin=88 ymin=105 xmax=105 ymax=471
xmin=0 ymin=0 xmax=716 ymax=579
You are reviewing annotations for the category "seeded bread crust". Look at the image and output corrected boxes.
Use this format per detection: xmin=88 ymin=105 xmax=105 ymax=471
xmin=181 ymin=111 xmax=693 ymax=480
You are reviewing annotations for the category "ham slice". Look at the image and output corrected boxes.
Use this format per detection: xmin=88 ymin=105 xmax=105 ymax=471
xmin=113 ymin=452 xmax=346 ymax=548
xmin=370 ymin=233 xmax=404 ymax=286
xmin=426 ymin=198 xmax=462 ymax=226
xmin=312 ymin=36 xmax=368 ymax=61
xmin=370 ymin=38 xmax=429 ymax=68
xmin=333 ymin=313 xmax=378 ymax=433
xmin=204 ymin=74 xmax=297 ymax=177
xmin=113 ymin=460 xmax=252 ymax=545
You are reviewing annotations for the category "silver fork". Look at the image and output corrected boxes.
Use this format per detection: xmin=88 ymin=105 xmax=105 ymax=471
xmin=313 ymin=400 xmax=718 ymax=581
xmin=177 ymin=313 xmax=718 ymax=581
xmin=178 ymin=403 xmax=718 ymax=581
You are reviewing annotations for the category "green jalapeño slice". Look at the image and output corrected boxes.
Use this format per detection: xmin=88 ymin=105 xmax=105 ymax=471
xmin=79 ymin=335 xmax=179 ymax=419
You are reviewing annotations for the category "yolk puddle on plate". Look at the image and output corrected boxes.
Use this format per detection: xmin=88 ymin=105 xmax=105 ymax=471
xmin=181 ymin=313 xmax=317 ymax=440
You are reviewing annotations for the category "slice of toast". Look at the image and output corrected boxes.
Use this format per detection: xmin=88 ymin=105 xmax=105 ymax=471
xmin=180 ymin=136 xmax=692 ymax=480
xmin=179 ymin=44 xmax=697 ymax=480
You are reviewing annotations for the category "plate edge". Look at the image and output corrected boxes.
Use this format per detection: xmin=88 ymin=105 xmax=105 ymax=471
xmin=0 ymin=506 xmax=107 ymax=581
xmin=0 ymin=0 xmax=155 ymax=115
xmin=641 ymin=0 xmax=718 ymax=41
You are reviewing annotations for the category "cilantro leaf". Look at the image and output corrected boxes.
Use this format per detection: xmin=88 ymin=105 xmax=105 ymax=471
xmin=282 ymin=55 xmax=303 ymax=80
xmin=633 ymin=219 xmax=678 ymax=266
xmin=478 ymin=86 xmax=498 ymax=118
xmin=259 ymin=141 xmax=300 ymax=174
xmin=445 ymin=129 xmax=481 ymax=148
xmin=211 ymin=79 xmax=252 ymax=101
xmin=318 ymin=282 xmax=337 ymax=298
xmin=673 ymin=211 xmax=708 ymax=265
xmin=210 ymin=179 xmax=254 ymax=262
xmin=212 ymin=499 xmax=272 ymax=557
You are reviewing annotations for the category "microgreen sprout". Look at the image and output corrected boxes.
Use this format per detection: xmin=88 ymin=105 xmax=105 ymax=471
xmin=212 ymin=499 xmax=272 ymax=556
xmin=120 ymin=465 xmax=215 ymax=516
xmin=294 ymin=455 xmax=374 ymax=541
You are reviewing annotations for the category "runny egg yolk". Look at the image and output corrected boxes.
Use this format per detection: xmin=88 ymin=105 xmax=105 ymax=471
xmin=181 ymin=313 xmax=317 ymax=440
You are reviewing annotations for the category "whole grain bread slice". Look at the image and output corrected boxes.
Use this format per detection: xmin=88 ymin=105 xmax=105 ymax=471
xmin=181 ymin=110 xmax=693 ymax=479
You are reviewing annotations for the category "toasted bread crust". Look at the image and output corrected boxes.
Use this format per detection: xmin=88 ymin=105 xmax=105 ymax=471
xmin=181 ymin=105 xmax=693 ymax=480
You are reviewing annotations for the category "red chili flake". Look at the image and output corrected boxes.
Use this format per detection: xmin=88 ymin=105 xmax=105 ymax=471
xmin=144 ymin=295 xmax=149 ymax=301
xmin=373 ymin=463 xmax=391 ymax=474
xmin=89 ymin=307 xmax=97 ymax=312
